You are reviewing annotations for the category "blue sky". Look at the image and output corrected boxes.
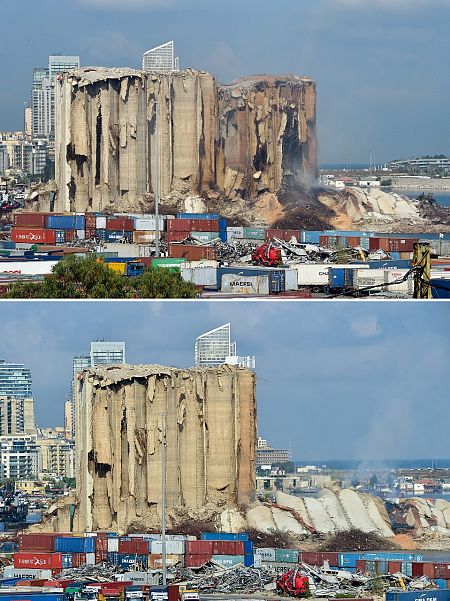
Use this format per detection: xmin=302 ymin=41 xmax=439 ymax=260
xmin=0 ymin=301 xmax=448 ymax=461
xmin=1 ymin=0 xmax=449 ymax=163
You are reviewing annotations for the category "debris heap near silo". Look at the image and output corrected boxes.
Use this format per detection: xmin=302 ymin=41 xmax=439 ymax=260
xmin=55 ymin=68 xmax=316 ymax=213
xmin=71 ymin=364 xmax=256 ymax=533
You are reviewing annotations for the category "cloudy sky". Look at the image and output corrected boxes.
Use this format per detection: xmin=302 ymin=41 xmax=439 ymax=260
xmin=1 ymin=301 xmax=448 ymax=462
xmin=1 ymin=0 xmax=449 ymax=163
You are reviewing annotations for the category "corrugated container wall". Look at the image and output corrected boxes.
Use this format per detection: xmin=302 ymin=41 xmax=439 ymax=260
xmin=46 ymin=215 xmax=85 ymax=230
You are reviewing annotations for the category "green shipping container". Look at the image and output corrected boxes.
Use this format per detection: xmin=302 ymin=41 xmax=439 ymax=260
xmin=274 ymin=549 xmax=299 ymax=563
xmin=190 ymin=231 xmax=220 ymax=242
xmin=243 ymin=227 xmax=266 ymax=239
xmin=152 ymin=258 xmax=187 ymax=273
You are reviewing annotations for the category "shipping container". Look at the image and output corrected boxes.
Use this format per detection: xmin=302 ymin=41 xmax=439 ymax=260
xmin=119 ymin=573 xmax=159 ymax=586
xmin=243 ymin=541 xmax=254 ymax=554
xmin=133 ymin=231 xmax=156 ymax=244
xmin=46 ymin=215 xmax=85 ymax=230
xmin=190 ymin=231 xmax=220 ymax=243
xmin=176 ymin=213 xmax=220 ymax=220
xmin=2 ymin=569 xmax=53 ymax=580
xmin=105 ymin=231 xmax=133 ymax=243
xmin=266 ymin=229 xmax=300 ymax=242
xmin=169 ymin=244 xmax=217 ymax=261
xmin=106 ymin=217 xmax=135 ymax=231
xmin=211 ymin=541 xmax=245 ymax=555
xmin=168 ymin=219 xmax=219 ymax=233
xmin=226 ymin=227 xmax=244 ymax=240
xmin=221 ymin=274 xmax=270 ymax=295
xmin=435 ymin=580 xmax=447 ymax=590
xmin=14 ymin=213 xmax=52 ymax=228
xmin=14 ymin=553 xmax=63 ymax=569
xmin=184 ymin=554 xmax=212 ymax=568
xmin=61 ymin=555 xmax=72 ymax=569
xmin=152 ymin=258 xmax=187 ymax=272
xmin=186 ymin=541 xmax=213 ymax=555
xmin=118 ymin=539 xmax=150 ymax=554
xmin=243 ymin=227 xmax=265 ymax=239
xmin=328 ymin=267 xmax=355 ymax=290
xmin=19 ymin=535 xmax=58 ymax=552
xmin=354 ymin=268 xmax=414 ymax=295
xmin=147 ymin=554 xmax=183 ymax=569
xmin=300 ymin=231 xmax=321 ymax=244
xmin=0 ymin=592 xmax=65 ymax=601
xmin=181 ymin=266 xmax=217 ymax=287
xmin=274 ymin=549 xmax=299 ymax=563
xmin=244 ymin=555 xmax=254 ymax=567
xmin=135 ymin=217 xmax=165 ymax=231
xmin=389 ymin=238 xmax=418 ymax=252
xmin=85 ymin=214 xmax=97 ymax=229
xmin=338 ymin=553 xmax=362 ymax=568
xmin=107 ymin=538 xmax=119 ymax=553
xmin=12 ymin=228 xmax=57 ymax=244
xmin=118 ymin=554 xmax=148 ymax=569
xmin=386 ymin=591 xmax=450 ymax=601
xmin=217 ymin=266 xmax=285 ymax=293
xmin=211 ymin=555 xmax=245 ymax=567
xmin=149 ymin=540 xmax=184 ymax=555
xmin=200 ymin=532 xmax=249 ymax=541
xmin=54 ymin=537 xmax=95 ymax=553
xmin=254 ymin=548 xmax=275 ymax=562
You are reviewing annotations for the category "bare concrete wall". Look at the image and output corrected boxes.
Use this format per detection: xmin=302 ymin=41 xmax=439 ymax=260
xmin=55 ymin=68 xmax=316 ymax=213
xmin=73 ymin=364 xmax=256 ymax=532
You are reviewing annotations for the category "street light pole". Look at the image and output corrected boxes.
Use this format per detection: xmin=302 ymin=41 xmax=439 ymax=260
xmin=161 ymin=413 xmax=166 ymax=586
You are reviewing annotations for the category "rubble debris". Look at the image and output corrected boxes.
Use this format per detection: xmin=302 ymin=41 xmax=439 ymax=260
xmin=319 ymin=529 xmax=400 ymax=552
xmin=58 ymin=562 xmax=125 ymax=581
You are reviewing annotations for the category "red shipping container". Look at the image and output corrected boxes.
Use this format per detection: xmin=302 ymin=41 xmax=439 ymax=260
xmin=168 ymin=244 xmax=216 ymax=261
xmin=412 ymin=562 xmax=425 ymax=577
xmin=168 ymin=585 xmax=180 ymax=601
xmin=369 ymin=237 xmax=390 ymax=252
xmin=44 ymin=580 xmax=74 ymax=588
xmin=96 ymin=550 xmax=108 ymax=563
xmin=211 ymin=541 xmax=244 ymax=555
xmin=300 ymin=552 xmax=320 ymax=565
xmin=17 ymin=580 xmax=47 ymax=587
xmin=19 ymin=533 xmax=59 ymax=551
xmin=388 ymin=561 xmax=401 ymax=574
xmin=96 ymin=537 xmax=108 ymax=552
xmin=71 ymin=553 xmax=86 ymax=568
xmin=347 ymin=236 xmax=361 ymax=248
xmin=14 ymin=552 xmax=63 ymax=569
xmin=433 ymin=563 xmax=450 ymax=578
xmin=85 ymin=214 xmax=97 ymax=229
xmin=167 ymin=219 xmax=219 ymax=233
xmin=356 ymin=560 xmax=366 ymax=572
xmin=266 ymin=229 xmax=300 ymax=242
xmin=320 ymin=552 xmax=339 ymax=566
xmin=14 ymin=213 xmax=52 ymax=228
xmin=106 ymin=218 xmax=135 ymax=231
xmin=185 ymin=553 xmax=212 ymax=567
xmin=166 ymin=231 xmax=190 ymax=243
xmin=389 ymin=238 xmax=417 ymax=252
xmin=186 ymin=540 xmax=213 ymax=555
xmin=85 ymin=228 xmax=97 ymax=239
xmin=12 ymin=228 xmax=56 ymax=244
xmin=118 ymin=539 xmax=149 ymax=554
xmin=65 ymin=230 xmax=76 ymax=242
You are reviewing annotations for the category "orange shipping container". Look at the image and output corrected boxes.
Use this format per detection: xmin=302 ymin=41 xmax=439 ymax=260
xmin=169 ymin=244 xmax=216 ymax=261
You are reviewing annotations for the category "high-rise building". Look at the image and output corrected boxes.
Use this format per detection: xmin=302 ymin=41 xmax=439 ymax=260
xmin=72 ymin=342 xmax=126 ymax=437
xmin=0 ymin=361 xmax=32 ymax=399
xmin=194 ymin=323 xmax=255 ymax=369
xmin=31 ymin=55 xmax=80 ymax=141
xmin=0 ymin=397 xmax=36 ymax=435
xmin=0 ymin=435 xmax=40 ymax=479
xmin=256 ymin=436 xmax=291 ymax=467
xmin=37 ymin=427 xmax=75 ymax=478
xmin=90 ymin=341 xmax=126 ymax=365
xmin=0 ymin=145 xmax=8 ymax=172
xmin=142 ymin=41 xmax=179 ymax=71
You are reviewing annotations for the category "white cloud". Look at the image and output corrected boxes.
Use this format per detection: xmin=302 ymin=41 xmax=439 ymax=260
xmin=349 ymin=315 xmax=380 ymax=338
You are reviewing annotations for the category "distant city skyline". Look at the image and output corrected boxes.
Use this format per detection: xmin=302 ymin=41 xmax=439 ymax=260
xmin=0 ymin=0 xmax=448 ymax=162
xmin=0 ymin=302 xmax=448 ymax=461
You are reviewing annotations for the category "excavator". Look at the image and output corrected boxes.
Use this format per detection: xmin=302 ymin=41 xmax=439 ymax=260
xmin=251 ymin=241 xmax=283 ymax=267
xmin=276 ymin=569 xmax=309 ymax=597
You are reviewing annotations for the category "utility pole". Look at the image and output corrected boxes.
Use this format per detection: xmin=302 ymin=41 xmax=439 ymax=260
xmin=412 ymin=242 xmax=432 ymax=299
xmin=154 ymin=101 xmax=160 ymax=258
xmin=161 ymin=413 xmax=167 ymax=586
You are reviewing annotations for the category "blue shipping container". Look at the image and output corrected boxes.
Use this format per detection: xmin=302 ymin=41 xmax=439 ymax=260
xmin=363 ymin=552 xmax=423 ymax=562
xmin=105 ymin=231 xmax=133 ymax=243
xmin=201 ymin=532 xmax=249 ymax=541
xmin=338 ymin=553 xmax=362 ymax=567
xmin=386 ymin=590 xmax=450 ymax=601
xmin=118 ymin=554 xmax=148 ymax=568
xmin=401 ymin=561 xmax=413 ymax=576
xmin=46 ymin=215 xmax=85 ymax=230
xmin=108 ymin=552 xmax=119 ymax=565
xmin=218 ymin=218 xmax=227 ymax=231
xmin=176 ymin=213 xmax=220 ymax=220
xmin=55 ymin=536 xmax=96 ymax=553
xmin=219 ymin=231 xmax=227 ymax=242
xmin=431 ymin=279 xmax=450 ymax=299
xmin=0 ymin=595 xmax=65 ymax=601
xmin=62 ymin=554 xmax=73 ymax=569
xmin=244 ymin=554 xmax=254 ymax=567
xmin=328 ymin=268 xmax=355 ymax=290
xmin=216 ymin=267 xmax=286 ymax=293
xmin=300 ymin=231 xmax=321 ymax=244
xmin=243 ymin=541 xmax=254 ymax=553
xmin=435 ymin=580 xmax=447 ymax=590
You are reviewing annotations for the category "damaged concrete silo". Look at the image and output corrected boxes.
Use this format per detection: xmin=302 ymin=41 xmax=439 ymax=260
xmin=72 ymin=364 xmax=256 ymax=533
xmin=55 ymin=68 xmax=316 ymax=212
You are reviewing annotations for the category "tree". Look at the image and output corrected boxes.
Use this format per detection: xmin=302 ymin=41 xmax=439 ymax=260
xmin=131 ymin=267 xmax=198 ymax=299
xmin=7 ymin=255 xmax=198 ymax=299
